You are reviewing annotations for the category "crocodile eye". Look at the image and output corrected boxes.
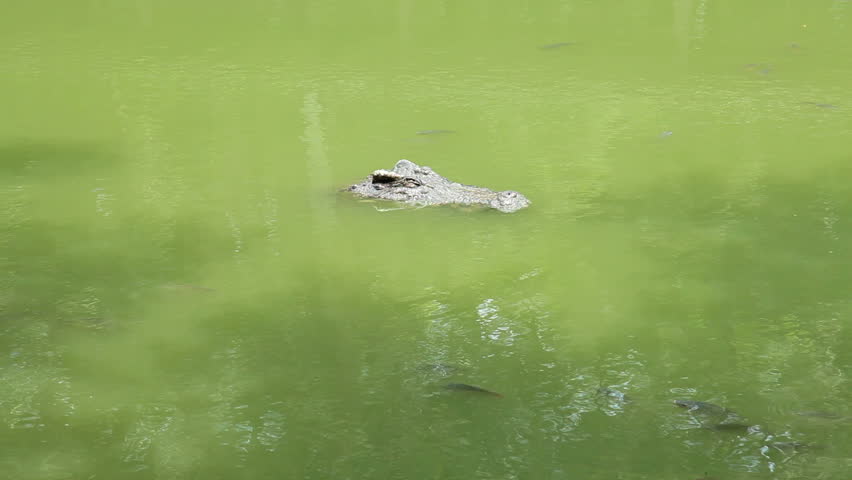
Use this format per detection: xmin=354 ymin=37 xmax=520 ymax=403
xmin=372 ymin=175 xmax=395 ymax=184
xmin=498 ymin=191 xmax=517 ymax=202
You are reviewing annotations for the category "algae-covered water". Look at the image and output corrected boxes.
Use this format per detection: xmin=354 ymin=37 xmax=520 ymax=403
xmin=2 ymin=1 xmax=852 ymax=479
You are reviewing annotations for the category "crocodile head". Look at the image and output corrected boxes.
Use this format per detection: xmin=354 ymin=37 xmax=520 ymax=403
xmin=489 ymin=190 xmax=531 ymax=213
xmin=369 ymin=168 xmax=423 ymax=190
xmin=392 ymin=159 xmax=434 ymax=178
xmin=347 ymin=159 xmax=531 ymax=213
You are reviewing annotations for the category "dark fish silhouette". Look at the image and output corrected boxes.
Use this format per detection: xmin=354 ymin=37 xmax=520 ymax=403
xmin=597 ymin=387 xmax=632 ymax=403
xmin=445 ymin=383 xmax=503 ymax=398
xmin=416 ymin=129 xmax=456 ymax=135
xmin=771 ymin=441 xmax=819 ymax=451
xmin=539 ymin=42 xmax=575 ymax=50
xmin=674 ymin=400 xmax=729 ymax=415
xmin=160 ymin=284 xmax=217 ymax=293
xmin=794 ymin=410 xmax=841 ymax=419
xmin=674 ymin=400 xmax=749 ymax=430
xmin=744 ymin=63 xmax=772 ymax=75
xmin=802 ymin=102 xmax=837 ymax=109
xmin=707 ymin=423 xmax=751 ymax=433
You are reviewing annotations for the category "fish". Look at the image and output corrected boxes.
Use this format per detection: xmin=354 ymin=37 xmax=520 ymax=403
xmin=793 ymin=410 xmax=850 ymax=422
xmin=802 ymin=102 xmax=837 ymax=109
xmin=445 ymin=383 xmax=503 ymax=398
xmin=674 ymin=400 xmax=747 ymax=429
xmin=794 ymin=410 xmax=842 ymax=419
xmin=707 ymin=423 xmax=752 ymax=433
xmin=673 ymin=400 xmax=729 ymax=415
xmin=597 ymin=387 xmax=632 ymax=403
xmin=539 ymin=42 xmax=575 ymax=50
xmin=675 ymin=400 xmax=768 ymax=434
xmin=744 ymin=63 xmax=772 ymax=75
xmin=770 ymin=441 xmax=818 ymax=451
xmin=160 ymin=283 xmax=217 ymax=293
xmin=416 ymin=129 xmax=456 ymax=135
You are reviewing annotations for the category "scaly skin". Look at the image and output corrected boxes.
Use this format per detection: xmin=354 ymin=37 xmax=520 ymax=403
xmin=347 ymin=159 xmax=531 ymax=213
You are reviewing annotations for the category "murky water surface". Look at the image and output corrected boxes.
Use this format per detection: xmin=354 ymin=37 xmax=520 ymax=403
xmin=2 ymin=1 xmax=851 ymax=479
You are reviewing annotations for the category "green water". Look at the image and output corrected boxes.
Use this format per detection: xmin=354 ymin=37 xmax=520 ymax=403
xmin=2 ymin=1 xmax=852 ymax=479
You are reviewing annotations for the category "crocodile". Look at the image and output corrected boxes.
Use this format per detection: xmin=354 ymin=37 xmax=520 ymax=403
xmin=346 ymin=159 xmax=531 ymax=213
